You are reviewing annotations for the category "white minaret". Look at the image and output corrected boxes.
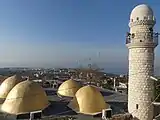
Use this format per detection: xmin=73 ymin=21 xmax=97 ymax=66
xmin=126 ymin=4 xmax=159 ymax=120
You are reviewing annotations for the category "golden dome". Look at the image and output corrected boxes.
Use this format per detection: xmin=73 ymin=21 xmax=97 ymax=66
xmin=1 ymin=80 xmax=49 ymax=115
xmin=69 ymin=85 xmax=109 ymax=115
xmin=57 ymin=79 xmax=81 ymax=97
xmin=0 ymin=75 xmax=22 ymax=99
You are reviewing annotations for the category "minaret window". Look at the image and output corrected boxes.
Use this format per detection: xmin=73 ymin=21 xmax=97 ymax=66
xmin=132 ymin=33 xmax=135 ymax=38
xmin=136 ymin=104 xmax=139 ymax=109
xmin=136 ymin=17 xmax=139 ymax=20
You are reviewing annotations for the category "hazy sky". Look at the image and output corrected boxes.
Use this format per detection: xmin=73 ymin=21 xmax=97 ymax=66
xmin=0 ymin=0 xmax=160 ymax=73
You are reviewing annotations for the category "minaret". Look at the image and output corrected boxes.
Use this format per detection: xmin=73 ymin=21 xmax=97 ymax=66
xmin=126 ymin=4 xmax=159 ymax=120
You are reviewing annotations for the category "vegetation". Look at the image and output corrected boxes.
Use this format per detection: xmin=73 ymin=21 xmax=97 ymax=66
xmin=102 ymin=83 xmax=113 ymax=90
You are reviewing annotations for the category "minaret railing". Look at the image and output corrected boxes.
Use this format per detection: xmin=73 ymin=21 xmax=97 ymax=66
xmin=126 ymin=32 xmax=159 ymax=46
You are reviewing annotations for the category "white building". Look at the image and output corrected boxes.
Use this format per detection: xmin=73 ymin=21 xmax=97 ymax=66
xmin=126 ymin=4 xmax=159 ymax=120
xmin=118 ymin=82 xmax=127 ymax=89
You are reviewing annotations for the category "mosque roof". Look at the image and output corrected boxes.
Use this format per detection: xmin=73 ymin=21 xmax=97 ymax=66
xmin=57 ymin=79 xmax=81 ymax=97
xmin=1 ymin=80 xmax=49 ymax=115
xmin=0 ymin=75 xmax=22 ymax=99
xmin=0 ymin=86 xmax=128 ymax=119
xmin=68 ymin=85 xmax=110 ymax=115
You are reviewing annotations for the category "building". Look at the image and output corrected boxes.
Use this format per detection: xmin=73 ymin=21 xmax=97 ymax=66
xmin=0 ymin=76 xmax=128 ymax=120
xmin=126 ymin=4 xmax=159 ymax=120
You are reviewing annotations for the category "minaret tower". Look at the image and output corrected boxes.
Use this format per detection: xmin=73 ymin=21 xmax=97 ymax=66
xmin=126 ymin=4 xmax=159 ymax=120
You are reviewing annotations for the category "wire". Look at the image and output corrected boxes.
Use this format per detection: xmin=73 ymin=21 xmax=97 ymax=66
xmin=125 ymin=69 xmax=160 ymax=117
xmin=1 ymin=69 xmax=159 ymax=120
xmin=2 ymin=69 xmax=159 ymax=105
xmin=2 ymin=86 xmax=79 ymax=101
xmin=127 ymin=71 xmax=154 ymax=76
xmin=125 ymin=66 xmax=160 ymax=76
xmin=129 ymin=93 xmax=160 ymax=118
xmin=141 ymin=93 xmax=160 ymax=119
xmin=52 ymin=72 xmax=160 ymax=118
xmin=2 ymin=80 xmax=83 ymax=101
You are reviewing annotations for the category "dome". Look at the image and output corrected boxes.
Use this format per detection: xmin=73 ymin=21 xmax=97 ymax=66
xmin=1 ymin=80 xmax=49 ymax=115
xmin=57 ymin=79 xmax=81 ymax=97
xmin=130 ymin=4 xmax=154 ymax=21
xmin=68 ymin=85 xmax=109 ymax=115
xmin=0 ymin=75 xmax=22 ymax=99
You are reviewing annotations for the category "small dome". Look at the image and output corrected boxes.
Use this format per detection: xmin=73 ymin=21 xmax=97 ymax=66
xmin=0 ymin=75 xmax=22 ymax=99
xmin=69 ymin=85 xmax=109 ymax=115
xmin=57 ymin=79 xmax=81 ymax=97
xmin=130 ymin=4 xmax=154 ymax=21
xmin=1 ymin=80 xmax=49 ymax=115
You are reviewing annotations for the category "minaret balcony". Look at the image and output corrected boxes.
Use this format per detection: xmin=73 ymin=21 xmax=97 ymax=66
xmin=126 ymin=32 xmax=159 ymax=48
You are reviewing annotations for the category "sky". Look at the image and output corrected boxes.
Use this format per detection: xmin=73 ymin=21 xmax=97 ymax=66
xmin=0 ymin=0 xmax=160 ymax=74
